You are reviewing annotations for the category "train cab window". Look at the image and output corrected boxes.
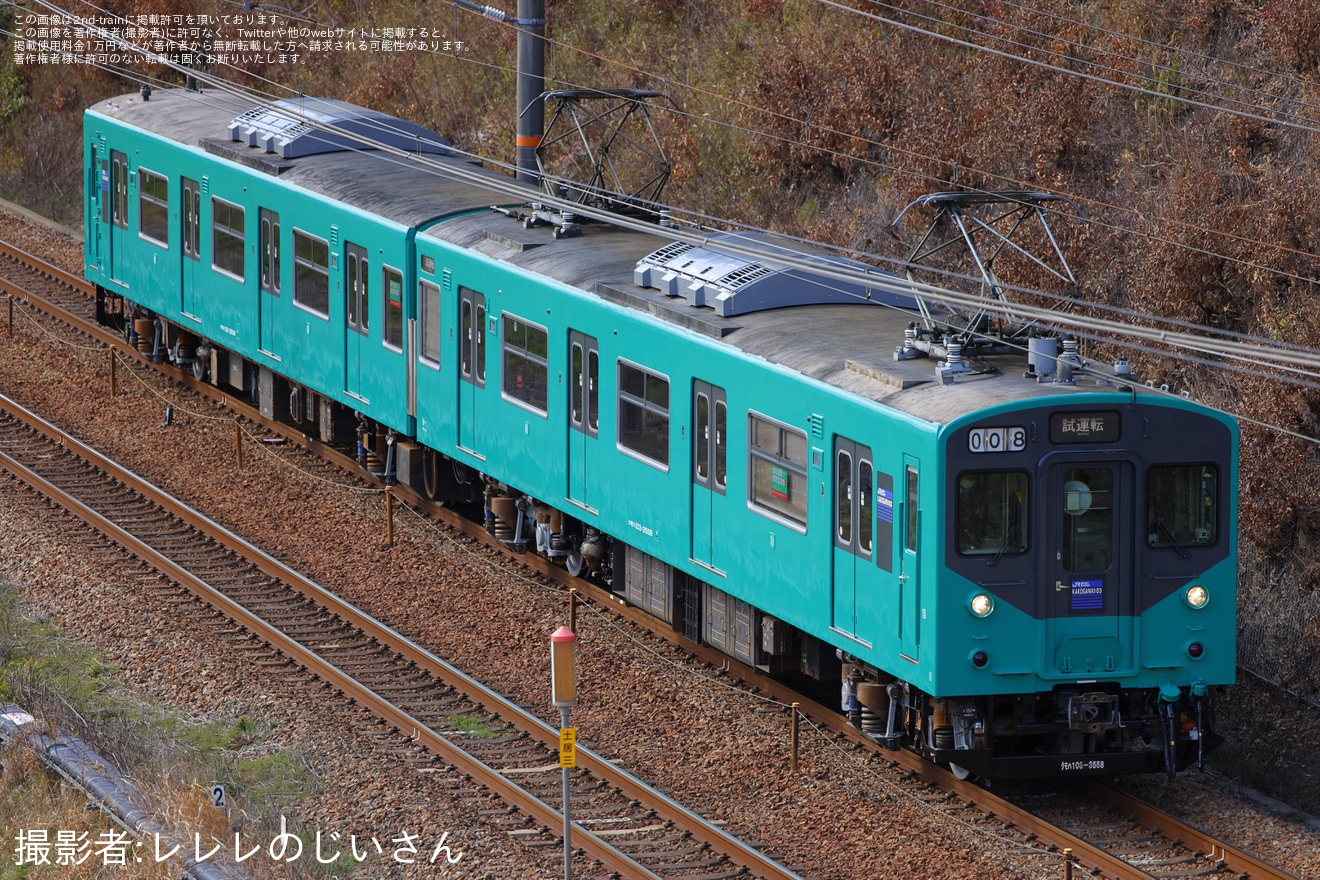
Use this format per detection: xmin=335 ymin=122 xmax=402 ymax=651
xmin=383 ymin=267 xmax=404 ymax=351
xmin=1147 ymin=464 xmax=1218 ymax=549
xmin=501 ymin=313 xmax=548 ymax=414
xmin=617 ymin=360 xmax=670 ymax=469
xmin=211 ymin=197 xmax=246 ymax=281
xmin=1062 ymin=467 xmax=1113 ymax=572
xmin=138 ymin=168 xmax=168 ymax=247
xmin=292 ymin=229 xmax=330 ymax=316
xmin=749 ymin=413 xmax=808 ymax=529
xmin=418 ymin=280 xmax=440 ymax=366
xmin=956 ymin=471 xmax=1028 ymax=556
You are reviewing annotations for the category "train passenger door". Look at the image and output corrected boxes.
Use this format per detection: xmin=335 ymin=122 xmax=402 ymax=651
xmin=344 ymin=242 xmax=368 ymax=399
xmin=1045 ymin=460 xmax=1135 ymax=675
xmin=898 ymin=456 xmax=921 ymax=662
xmin=257 ymin=208 xmax=279 ymax=354
xmin=181 ymin=179 xmax=200 ymax=318
xmin=691 ymin=381 xmax=727 ymax=572
xmin=832 ymin=438 xmax=873 ymax=640
xmin=567 ymin=331 xmax=598 ymax=510
xmin=108 ymin=150 xmax=127 ymax=284
xmin=457 ymin=287 xmax=486 ymax=457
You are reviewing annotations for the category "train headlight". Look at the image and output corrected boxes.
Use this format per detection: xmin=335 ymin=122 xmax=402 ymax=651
xmin=969 ymin=593 xmax=994 ymax=618
xmin=1184 ymin=584 xmax=1209 ymax=609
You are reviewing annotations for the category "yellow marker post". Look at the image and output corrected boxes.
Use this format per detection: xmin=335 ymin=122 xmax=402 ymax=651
xmin=559 ymin=727 xmax=577 ymax=768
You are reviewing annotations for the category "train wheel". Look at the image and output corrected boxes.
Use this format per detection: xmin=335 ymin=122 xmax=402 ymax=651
xmin=565 ymin=550 xmax=585 ymax=578
xmin=192 ymin=356 xmax=207 ymax=381
xmin=950 ymin=762 xmax=973 ymax=781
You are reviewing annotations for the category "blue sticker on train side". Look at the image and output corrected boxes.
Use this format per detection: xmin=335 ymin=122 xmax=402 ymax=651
xmin=1071 ymin=580 xmax=1104 ymax=611
xmin=876 ymin=487 xmax=894 ymax=524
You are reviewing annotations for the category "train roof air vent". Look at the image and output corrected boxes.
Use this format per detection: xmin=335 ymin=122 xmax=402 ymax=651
xmin=633 ymin=232 xmax=918 ymax=318
xmin=228 ymin=98 xmax=451 ymax=159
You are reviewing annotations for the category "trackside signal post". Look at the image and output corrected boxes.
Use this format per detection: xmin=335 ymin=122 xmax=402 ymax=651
xmin=551 ymin=625 xmax=577 ymax=880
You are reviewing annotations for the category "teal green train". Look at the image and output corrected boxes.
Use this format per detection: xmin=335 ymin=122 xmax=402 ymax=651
xmin=84 ymin=87 xmax=1237 ymax=779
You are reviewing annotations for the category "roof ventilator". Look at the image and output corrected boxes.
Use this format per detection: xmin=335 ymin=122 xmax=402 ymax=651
xmin=635 ymin=232 xmax=918 ymax=318
xmin=228 ymin=98 xmax=451 ymax=159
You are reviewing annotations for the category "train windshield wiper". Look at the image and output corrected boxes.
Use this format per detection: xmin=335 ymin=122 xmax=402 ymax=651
xmin=1152 ymin=518 xmax=1191 ymax=559
xmin=987 ymin=524 xmax=1020 ymax=567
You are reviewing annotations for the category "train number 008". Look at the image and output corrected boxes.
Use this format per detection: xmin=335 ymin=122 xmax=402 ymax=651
xmin=968 ymin=426 xmax=1027 ymax=453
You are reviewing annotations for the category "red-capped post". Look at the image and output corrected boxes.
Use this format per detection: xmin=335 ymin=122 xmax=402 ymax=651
xmin=550 ymin=626 xmax=577 ymax=707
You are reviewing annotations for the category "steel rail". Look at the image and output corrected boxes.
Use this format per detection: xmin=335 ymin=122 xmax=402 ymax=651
xmin=0 ymin=239 xmax=95 ymax=294
xmin=1083 ymin=779 xmax=1296 ymax=880
xmin=0 ymin=391 xmax=801 ymax=880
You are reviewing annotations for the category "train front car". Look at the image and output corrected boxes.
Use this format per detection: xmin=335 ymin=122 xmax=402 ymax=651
xmin=913 ymin=393 xmax=1237 ymax=779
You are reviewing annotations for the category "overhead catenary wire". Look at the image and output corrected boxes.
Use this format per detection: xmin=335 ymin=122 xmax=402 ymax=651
xmin=22 ymin=1 xmax=1315 ymax=356
xmin=825 ymin=0 xmax=1320 ymax=134
xmin=39 ymin=0 xmax=1320 ymax=300
xmin=19 ymin=2 xmax=1320 ymax=439
xmin=852 ymin=0 xmax=1320 ymax=130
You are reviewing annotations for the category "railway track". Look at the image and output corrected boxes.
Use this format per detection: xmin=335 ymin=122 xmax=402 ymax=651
xmin=0 ymin=232 xmax=1303 ymax=880
xmin=0 ymin=391 xmax=805 ymax=880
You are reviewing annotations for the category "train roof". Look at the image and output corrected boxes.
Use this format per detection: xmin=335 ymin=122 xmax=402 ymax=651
xmin=90 ymin=88 xmax=1143 ymax=427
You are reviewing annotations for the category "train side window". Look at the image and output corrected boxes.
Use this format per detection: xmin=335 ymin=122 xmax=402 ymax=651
xmin=748 ymin=412 xmax=808 ymax=530
xmin=1146 ymin=464 xmax=1217 ymax=549
xmin=501 ymin=313 xmax=548 ymax=414
xmin=259 ymin=209 xmax=280 ymax=295
xmin=587 ymin=347 xmax=598 ymax=431
xmin=696 ymin=391 xmax=709 ymax=480
xmin=418 ymin=280 xmax=440 ymax=366
xmin=617 ymin=360 xmax=670 ymax=469
xmin=211 ymin=197 xmax=245 ymax=281
xmin=100 ymin=157 xmax=109 ymax=226
xmin=693 ymin=381 xmax=727 ymax=494
xmin=137 ymin=168 xmax=168 ymax=247
xmin=111 ymin=151 xmax=127 ymax=230
xmin=859 ymin=458 xmax=873 ymax=554
xmin=714 ymin=399 xmax=727 ymax=490
xmin=292 ymin=229 xmax=330 ymax=316
xmin=182 ymin=179 xmax=199 ymax=261
xmin=905 ymin=466 xmax=919 ymax=554
xmin=383 ymin=266 xmax=404 ymax=351
xmin=459 ymin=287 xmax=486 ymax=387
xmin=345 ymin=242 xmax=367 ymax=332
xmin=836 ymin=449 xmax=853 ymax=543
xmin=956 ymin=471 xmax=1028 ymax=556
xmin=570 ymin=332 xmax=599 ymax=435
